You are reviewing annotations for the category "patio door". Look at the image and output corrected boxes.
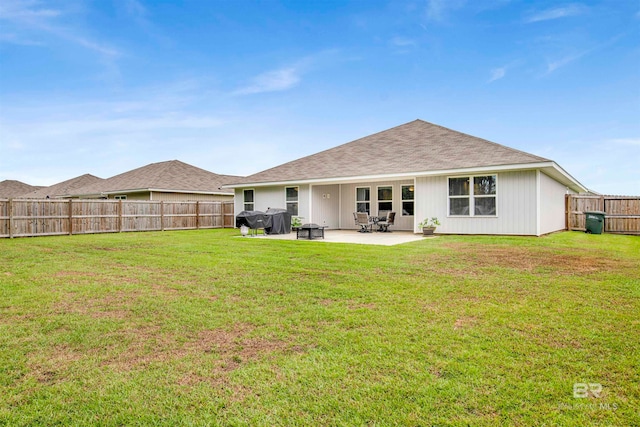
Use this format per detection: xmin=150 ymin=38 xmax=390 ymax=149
xmin=311 ymin=185 xmax=339 ymax=229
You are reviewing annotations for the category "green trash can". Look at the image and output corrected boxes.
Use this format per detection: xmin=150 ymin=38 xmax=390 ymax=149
xmin=584 ymin=211 xmax=605 ymax=234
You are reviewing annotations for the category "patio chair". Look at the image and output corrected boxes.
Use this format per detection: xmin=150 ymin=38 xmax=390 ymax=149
xmin=353 ymin=212 xmax=359 ymax=227
xmin=377 ymin=212 xmax=396 ymax=232
xmin=377 ymin=210 xmax=390 ymax=222
xmin=356 ymin=212 xmax=373 ymax=233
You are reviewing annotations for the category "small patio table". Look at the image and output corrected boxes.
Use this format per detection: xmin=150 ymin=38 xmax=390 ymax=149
xmin=296 ymin=223 xmax=326 ymax=240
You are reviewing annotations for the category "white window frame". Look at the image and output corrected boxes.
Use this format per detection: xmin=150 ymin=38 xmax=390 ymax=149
xmin=285 ymin=186 xmax=299 ymax=216
xmin=243 ymin=188 xmax=255 ymax=211
xmin=401 ymin=184 xmax=414 ymax=216
xmin=114 ymin=195 xmax=127 ymax=200
xmin=376 ymin=185 xmax=393 ymax=215
xmin=355 ymin=186 xmax=371 ymax=214
xmin=447 ymin=175 xmax=498 ymax=217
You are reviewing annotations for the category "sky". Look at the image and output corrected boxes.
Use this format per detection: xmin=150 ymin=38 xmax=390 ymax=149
xmin=1 ymin=0 xmax=639 ymax=195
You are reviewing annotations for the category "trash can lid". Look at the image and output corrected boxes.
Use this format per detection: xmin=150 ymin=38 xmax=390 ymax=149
xmin=584 ymin=211 xmax=605 ymax=215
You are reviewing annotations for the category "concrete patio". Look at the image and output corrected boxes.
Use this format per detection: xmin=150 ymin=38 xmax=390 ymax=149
xmin=237 ymin=229 xmax=433 ymax=246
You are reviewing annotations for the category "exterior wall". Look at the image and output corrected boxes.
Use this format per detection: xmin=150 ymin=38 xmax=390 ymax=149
xmin=415 ymin=171 xmax=538 ymax=235
xmin=311 ymin=185 xmax=340 ymax=228
xmin=104 ymin=192 xmax=233 ymax=201
xmin=233 ymin=170 xmax=574 ymax=234
xmin=339 ymin=179 xmax=415 ymax=230
xmin=234 ymin=185 xmax=310 ymax=218
xmin=254 ymin=186 xmax=285 ymax=211
xmin=149 ymin=191 xmax=233 ymax=202
xmin=234 ymin=188 xmax=244 ymax=216
xmin=539 ymin=171 xmax=573 ymax=235
xmin=107 ymin=192 xmax=150 ymax=201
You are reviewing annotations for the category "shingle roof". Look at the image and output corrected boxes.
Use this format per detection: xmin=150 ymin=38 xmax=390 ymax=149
xmin=227 ymin=119 xmax=550 ymax=185
xmin=0 ymin=180 xmax=44 ymax=198
xmin=19 ymin=174 xmax=103 ymax=199
xmin=69 ymin=160 xmax=241 ymax=196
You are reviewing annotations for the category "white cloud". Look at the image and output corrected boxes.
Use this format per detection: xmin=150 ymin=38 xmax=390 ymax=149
xmin=488 ymin=67 xmax=506 ymax=83
xmin=390 ymin=36 xmax=416 ymax=47
xmin=525 ymin=4 xmax=587 ymax=23
xmin=425 ymin=0 xmax=466 ymax=22
xmin=543 ymin=32 xmax=626 ymax=75
xmin=0 ymin=0 xmax=61 ymax=19
xmin=234 ymin=67 xmax=301 ymax=95
xmin=231 ymin=50 xmax=341 ymax=96
xmin=545 ymin=51 xmax=588 ymax=74
xmin=0 ymin=32 xmax=43 ymax=45
xmin=0 ymin=0 xmax=120 ymax=58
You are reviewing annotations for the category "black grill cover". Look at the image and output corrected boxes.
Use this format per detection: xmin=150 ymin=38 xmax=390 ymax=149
xmin=235 ymin=211 xmax=271 ymax=229
xmin=265 ymin=208 xmax=292 ymax=235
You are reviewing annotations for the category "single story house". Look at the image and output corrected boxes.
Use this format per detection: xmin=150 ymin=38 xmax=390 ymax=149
xmin=0 ymin=180 xmax=44 ymax=199
xmin=223 ymin=120 xmax=587 ymax=236
xmin=67 ymin=160 xmax=240 ymax=202
xmin=18 ymin=174 xmax=103 ymax=199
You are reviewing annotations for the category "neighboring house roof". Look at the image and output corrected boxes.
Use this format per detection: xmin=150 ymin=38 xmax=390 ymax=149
xmin=224 ymin=119 xmax=586 ymax=192
xmin=19 ymin=174 xmax=103 ymax=199
xmin=0 ymin=180 xmax=44 ymax=198
xmin=69 ymin=160 xmax=241 ymax=197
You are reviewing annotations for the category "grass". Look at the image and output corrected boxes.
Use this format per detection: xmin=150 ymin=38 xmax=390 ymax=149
xmin=0 ymin=229 xmax=638 ymax=426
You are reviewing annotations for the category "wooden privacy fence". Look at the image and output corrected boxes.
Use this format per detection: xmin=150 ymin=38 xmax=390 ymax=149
xmin=566 ymin=194 xmax=640 ymax=235
xmin=0 ymin=199 xmax=235 ymax=238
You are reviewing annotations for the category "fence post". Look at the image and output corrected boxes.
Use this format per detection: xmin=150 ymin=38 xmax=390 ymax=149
xmin=118 ymin=199 xmax=123 ymax=232
xmin=8 ymin=199 xmax=13 ymax=239
xmin=160 ymin=201 xmax=165 ymax=231
xmin=69 ymin=199 xmax=73 ymax=235
xmin=196 ymin=201 xmax=200 ymax=229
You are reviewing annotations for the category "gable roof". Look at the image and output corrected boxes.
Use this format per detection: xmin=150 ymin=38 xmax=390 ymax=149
xmin=69 ymin=160 xmax=241 ymax=197
xmin=0 ymin=180 xmax=44 ymax=198
xmin=226 ymin=119 xmax=553 ymax=186
xmin=19 ymin=174 xmax=103 ymax=199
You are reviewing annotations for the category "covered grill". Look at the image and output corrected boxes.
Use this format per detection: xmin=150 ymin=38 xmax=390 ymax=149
xmin=265 ymin=208 xmax=292 ymax=235
xmin=235 ymin=211 xmax=271 ymax=233
xmin=236 ymin=209 xmax=292 ymax=236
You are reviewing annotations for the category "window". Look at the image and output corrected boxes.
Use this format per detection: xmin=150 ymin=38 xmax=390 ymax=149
xmin=402 ymin=185 xmax=414 ymax=216
xmin=356 ymin=187 xmax=370 ymax=214
xmin=243 ymin=189 xmax=254 ymax=211
xmin=448 ymin=175 xmax=496 ymax=216
xmin=285 ymin=186 xmax=299 ymax=216
xmin=473 ymin=176 xmax=497 ymax=215
xmin=377 ymin=186 xmax=393 ymax=213
xmin=114 ymin=195 xmax=127 ymax=200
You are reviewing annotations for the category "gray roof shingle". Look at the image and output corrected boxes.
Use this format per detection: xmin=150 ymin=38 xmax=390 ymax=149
xmin=70 ymin=160 xmax=241 ymax=196
xmin=228 ymin=119 xmax=550 ymax=185
xmin=19 ymin=174 xmax=103 ymax=199
xmin=0 ymin=180 xmax=44 ymax=198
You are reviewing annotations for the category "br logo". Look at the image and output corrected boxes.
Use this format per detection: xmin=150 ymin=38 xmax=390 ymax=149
xmin=574 ymin=383 xmax=602 ymax=398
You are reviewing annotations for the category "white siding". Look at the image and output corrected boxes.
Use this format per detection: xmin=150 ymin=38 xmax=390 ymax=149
xmin=234 ymin=188 xmax=244 ymax=216
xmin=298 ymin=185 xmax=310 ymax=222
xmin=311 ymin=185 xmax=340 ymax=228
xmin=234 ymin=187 xmax=280 ymax=214
xmin=150 ymin=191 xmax=233 ymax=202
xmin=415 ymin=171 xmax=538 ymax=235
xmin=234 ymin=170 xmax=566 ymax=234
xmin=235 ymin=185 xmax=310 ymax=220
xmin=339 ymin=180 xmax=415 ymax=230
xmin=539 ymin=172 xmax=572 ymax=235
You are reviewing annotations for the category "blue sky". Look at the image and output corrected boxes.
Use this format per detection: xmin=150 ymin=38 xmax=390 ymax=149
xmin=1 ymin=0 xmax=638 ymax=195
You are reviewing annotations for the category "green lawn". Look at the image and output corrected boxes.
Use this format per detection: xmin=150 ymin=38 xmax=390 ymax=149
xmin=1 ymin=230 xmax=638 ymax=426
